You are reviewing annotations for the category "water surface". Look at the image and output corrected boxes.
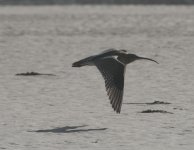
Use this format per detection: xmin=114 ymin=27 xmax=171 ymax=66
xmin=0 ymin=5 xmax=194 ymax=150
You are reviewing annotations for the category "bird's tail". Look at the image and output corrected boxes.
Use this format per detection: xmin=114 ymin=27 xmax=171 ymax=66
xmin=72 ymin=56 xmax=95 ymax=67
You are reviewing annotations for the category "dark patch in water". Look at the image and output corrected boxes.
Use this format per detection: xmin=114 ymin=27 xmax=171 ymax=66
xmin=92 ymin=139 xmax=99 ymax=143
xmin=183 ymin=129 xmax=192 ymax=132
xmin=15 ymin=72 xmax=56 ymax=76
xmin=124 ymin=101 xmax=171 ymax=105
xmin=147 ymin=101 xmax=171 ymax=105
xmin=163 ymin=126 xmax=175 ymax=129
xmin=28 ymin=125 xmax=107 ymax=133
xmin=173 ymin=107 xmax=184 ymax=110
xmin=140 ymin=109 xmax=173 ymax=114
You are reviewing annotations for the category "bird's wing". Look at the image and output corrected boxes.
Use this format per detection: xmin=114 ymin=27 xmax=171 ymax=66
xmin=98 ymin=48 xmax=127 ymax=56
xmin=95 ymin=57 xmax=125 ymax=113
xmin=99 ymin=48 xmax=118 ymax=55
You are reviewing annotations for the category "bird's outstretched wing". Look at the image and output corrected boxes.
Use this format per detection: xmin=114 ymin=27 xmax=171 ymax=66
xmin=99 ymin=48 xmax=118 ymax=54
xmin=95 ymin=57 xmax=125 ymax=113
xmin=98 ymin=48 xmax=127 ymax=56
xmin=96 ymin=48 xmax=127 ymax=59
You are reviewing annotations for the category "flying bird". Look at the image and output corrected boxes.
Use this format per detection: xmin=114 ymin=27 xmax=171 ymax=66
xmin=72 ymin=49 xmax=158 ymax=113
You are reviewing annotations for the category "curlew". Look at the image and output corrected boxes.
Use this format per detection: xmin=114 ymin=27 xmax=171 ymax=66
xmin=72 ymin=49 xmax=158 ymax=113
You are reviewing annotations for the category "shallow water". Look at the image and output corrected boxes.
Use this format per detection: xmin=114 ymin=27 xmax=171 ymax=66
xmin=0 ymin=5 xmax=194 ymax=150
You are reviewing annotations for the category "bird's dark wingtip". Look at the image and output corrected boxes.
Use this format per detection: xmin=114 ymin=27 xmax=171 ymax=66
xmin=110 ymin=102 xmax=120 ymax=114
xmin=113 ymin=106 xmax=121 ymax=114
xmin=116 ymin=110 xmax=120 ymax=114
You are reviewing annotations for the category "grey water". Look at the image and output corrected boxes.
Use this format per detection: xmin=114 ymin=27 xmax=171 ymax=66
xmin=0 ymin=5 xmax=194 ymax=150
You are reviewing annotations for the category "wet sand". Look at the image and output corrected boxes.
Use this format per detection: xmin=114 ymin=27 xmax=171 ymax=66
xmin=0 ymin=5 xmax=194 ymax=150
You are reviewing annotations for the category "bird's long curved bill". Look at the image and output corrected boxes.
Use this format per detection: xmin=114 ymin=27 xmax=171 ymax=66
xmin=138 ymin=57 xmax=159 ymax=64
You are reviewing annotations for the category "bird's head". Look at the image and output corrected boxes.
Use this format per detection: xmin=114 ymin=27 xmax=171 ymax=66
xmin=118 ymin=53 xmax=159 ymax=64
xmin=127 ymin=54 xmax=159 ymax=64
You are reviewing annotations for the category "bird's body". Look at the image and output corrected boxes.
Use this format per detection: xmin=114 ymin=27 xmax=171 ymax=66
xmin=72 ymin=49 xmax=127 ymax=67
xmin=72 ymin=49 xmax=158 ymax=113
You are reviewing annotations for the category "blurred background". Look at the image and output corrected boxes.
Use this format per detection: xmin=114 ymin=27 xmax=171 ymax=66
xmin=0 ymin=0 xmax=194 ymax=5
